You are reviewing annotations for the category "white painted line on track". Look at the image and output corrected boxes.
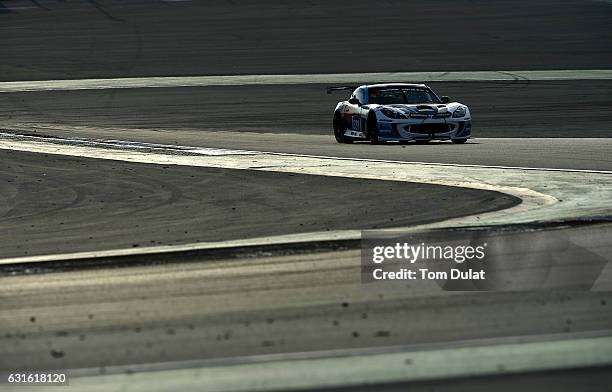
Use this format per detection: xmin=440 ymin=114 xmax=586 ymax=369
xmin=0 ymin=132 xmax=259 ymax=156
xmin=271 ymin=150 xmax=612 ymax=175
xmin=1 ymin=133 xmax=612 ymax=265
xmin=5 ymin=131 xmax=612 ymax=174
xmin=1 ymin=69 xmax=611 ymax=92
xmin=8 ymin=334 xmax=610 ymax=392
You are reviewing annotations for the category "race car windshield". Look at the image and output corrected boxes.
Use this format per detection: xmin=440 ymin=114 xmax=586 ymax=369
xmin=369 ymin=88 xmax=441 ymax=104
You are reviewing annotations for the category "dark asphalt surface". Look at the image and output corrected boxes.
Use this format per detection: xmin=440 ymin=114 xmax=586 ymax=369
xmin=0 ymin=149 xmax=518 ymax=258
xmin=2 ymin=81 xmax=611 ymax=137
xmin=1 ymin=0 xmax=610 ymax=80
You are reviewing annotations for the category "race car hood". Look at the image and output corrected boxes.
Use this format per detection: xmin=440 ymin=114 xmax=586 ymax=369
xmin=382 ymin=103 xmax=456 ymax=116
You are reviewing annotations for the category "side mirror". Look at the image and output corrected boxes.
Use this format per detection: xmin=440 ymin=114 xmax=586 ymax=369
xmin=441 ymin=96 xmax=451 ymax=104
xmin=348 ymin=98 xmax=362 ymax=106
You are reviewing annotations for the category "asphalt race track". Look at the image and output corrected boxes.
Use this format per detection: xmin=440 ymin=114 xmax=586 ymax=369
xmin=0 ymin=149 xmax=518 ymax=258
xmin=1 ymin=0 xmax=611 ymax=391
xmin=2 ymin=0 xmax=610 ymax=79
xmin=2 ymin=81 xmax=611 ymax=138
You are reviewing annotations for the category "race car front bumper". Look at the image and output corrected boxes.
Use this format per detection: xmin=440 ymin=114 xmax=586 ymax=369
xmin=377 ymin=117 xmax=472 ymax=141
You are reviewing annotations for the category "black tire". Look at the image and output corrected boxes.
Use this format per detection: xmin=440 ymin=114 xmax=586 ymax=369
xmin=367 ymin=113 xmax=379 ymax=144
xmin=333 ymin=112 xmax=352 ymax=144
xmin=452 ymin=139 xmax=468 ymax=144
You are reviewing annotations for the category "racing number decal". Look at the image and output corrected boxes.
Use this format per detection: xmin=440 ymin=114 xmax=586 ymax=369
xmin=352 ymin=115 xmax=361 ymax=131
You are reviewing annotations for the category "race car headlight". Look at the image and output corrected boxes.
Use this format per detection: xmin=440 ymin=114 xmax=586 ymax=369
xmin=380 ymin=108 xmax=408 ymax=119
xmin=452 ymin=107 xmax=467 ymax=118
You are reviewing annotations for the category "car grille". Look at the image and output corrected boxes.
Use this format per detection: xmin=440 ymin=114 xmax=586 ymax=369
xmin=408 ymin=123 xmax=452 ymax=134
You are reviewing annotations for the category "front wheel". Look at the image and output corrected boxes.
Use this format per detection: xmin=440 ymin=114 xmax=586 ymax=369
xmin=452 ymin=139 xmax=468 ymax=144
xmin=333 ymin=113 xmax=352 ymax=144
xmin=367 ymin=113 xmax=379 ymax=144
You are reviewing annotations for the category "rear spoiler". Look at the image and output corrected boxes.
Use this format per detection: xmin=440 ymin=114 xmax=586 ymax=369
xmin=326 ymin=86 xmax=356 ymax=94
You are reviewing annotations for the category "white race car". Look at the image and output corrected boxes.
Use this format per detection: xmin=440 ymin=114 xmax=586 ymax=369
xmin=329 ymin=83 xmax=471 ymax=144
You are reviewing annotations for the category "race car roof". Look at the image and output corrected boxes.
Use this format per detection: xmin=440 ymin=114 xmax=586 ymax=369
xmin=363 ymin=83 xmax=428 ymax=89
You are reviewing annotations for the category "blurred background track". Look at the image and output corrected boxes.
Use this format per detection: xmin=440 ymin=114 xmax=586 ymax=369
xmin=1 ymin=0 xmax=611 ymax=80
